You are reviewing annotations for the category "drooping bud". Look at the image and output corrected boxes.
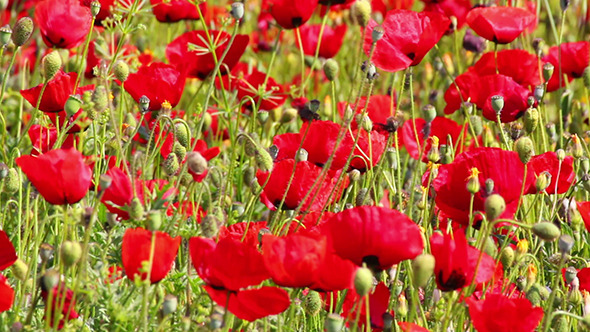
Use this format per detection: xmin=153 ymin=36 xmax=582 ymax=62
xmin=60 ymin=241 xmax=82 ymax=268
xmin=41 ymin=51 xmax=62 ymax=81
xmin=0 ymin=24 xmax=11 ymax=46
xmin=201 ymin=214 xmax=221 ymax=238
xmin=412 ymin=254 xmax=435 ymax=288
xmin=484 ymin=194 xmax=505 ymax=221
xmin=514 ymin=136 xmax=534 ymax=164
xmin=543 ymin=63 xmax=554 ymax=82
xmin=11 ymin=17 xmax=33 ymax=47
xmin=303 ymin=291 xmax=322 ymax=316
xmin=229 ymin=2 xmax=244 ymax=20
xmin=354 ymin=266 xmax=373 ymax=296
xmin=64 ymin=94 xmax=83 ymax=118
xmin=351 ymin=0 xmax=371 ymax=27
xmin=173 ymin=142 xmax=187 ymax=161
xmin=186 ymin=152 xmax=208 ymax=175
xmin=164 ymin=153 xmax=180 ymax=176
xmin=499 ymin=247 xmax=515 ymax=268
xmin=532 ymin=221 xmax=561 ymax=242
xmin=469 ymin=115 xmax=483 ymax=136
xmin=3 ymin=168 xmax=20 ymax=193
xmin=174 ymin=123 xmax=189 ymax=148
xmin=349 ymin=169 xmax=361 ymax=182
xmin=114 ymin=60 xmax=130 ymax=82
xmin=323 ymin=59 xmax=339 ymax=81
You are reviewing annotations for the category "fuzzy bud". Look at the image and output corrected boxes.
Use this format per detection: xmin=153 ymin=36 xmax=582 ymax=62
xmin=114 ymin=60 xmax=129 ymax=82
xmin=514 ymin=136 xmax=534 ymax=164
xmin=11 ymin=17 xmax=33 ymax=47
xmin=323 ymin=58 xmax=339 ymax=81
xmin=354 ymin=266 xmax=373 ymax=296
xmin=349 ymin=169 xmax=361 ymax=182
xmin=523 ymin=108 xmax=539 ymax=133
xmin=3 ymin=168 xmax=20 ymax=194
xmin=42 ymin=51 xmax=62 ymax=81
xmin=11 ymin=259 xmax=28 ymax=281
xmin=173 ymin=142 xmax=187 ymax=161
xmin=201 ymin=215 xmax=221 ymax=238
xmin=412 ymin=254 xmax=435 ymax=287
xmin=129 ymin=197 xmax=145 ymax=221
xmin=255 ymin=148 xmax=274 ymax=172
xmin=532 ymin=222 xmax=561 ymax=242
xmin=499 ymin=247 xmax=515 ymax=268
xmin=484 ymin=194 xmax=505 ymax=221
xmin=146 ymin=211 xmax=162 ymax=231
xmin=303 ymin=291 xmax=322 ymax=316
xmin=352 ymin=0 xmax=372 ymax=27
xmin=279 ymin=108 xmax=298 ymax=124
xmin=325 ymin=314 xmax=345 ymax=332
xmin=164 ymin=153 xmax=180 ymax=176
xmin=60 ymin=241 xmax=82 ymax=267
xmin=92 ymin=85 xmax=109 ymax=112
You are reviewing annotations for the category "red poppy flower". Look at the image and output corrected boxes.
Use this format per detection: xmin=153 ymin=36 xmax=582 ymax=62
xmin=466 ymin=6 xmax=536 ymax=44
xmin=100 ymin=167 xmax=133 ymax=219
xmin=20 ymin=71 xmax=94 ymax=113
xmin=399 ymin=116 xmax=465 ymax=162
xmin=35 ymin=0 xmax=92 ymax=49
xmin=466 ymin=294 xmax=543 ymax=332
xmin=399 ymin=322 xmax=431 ymax=332
xmin=431 ymin=147 xmax=533 ymax=226
xmin=166 ymin=30 xmax=249 ymax=80
xmin=41 ymin=283 xmax=79 ymax=329
xmin=150 ymin=0 xmax=207 ymax=22
xmin=105 ymin=266 xmax=124 ymax=284
xmin=236 ymin=69 xmax=287 ymax=111
xmin=218 ymin=221 xmax=269 ymax=247
xmin=296 ymin=24 xmax=347 ymax=59
xmin=526 ymin=152 xmax=575 ymax=195
xmin=422 ymin=0 xmax=471 ymax=28
xmin=543 ymin=41 xmax=590 ymax=92
xmin=576 ymin=202 xmax=590 ymax=232
xmin=372 ymin=0 xmax=415 ymax=15
xmin=350 ymin=129 xmax=387 ymax=171
xmin=443 ymin=70 xmax=478 ymax=115
xmin=472 ymin=49 xmax=542 ymax=89
xmin=577 ymin=268 xmax=590 ymax=292
xmin=321 ymin=206 xmax=423 ymax=271
xmin=28 ymin=125 xmax=75 ymax=156
xmin=472 ymin=74 xmax=532 ymax=123
xmin=262 ymin=232 xmax=356 ymax=291
xmin=121 ymin=227 xmax=181 ymax=283
xmin=338 ymin=95 xmax=397 ymax=134
xmin=186 ymin=139 xmax=220 ymax=182
xmin=364 ymin=10 xmax=450 ymax=72
xmin=267 ymin=0 xmax=319 ymax=30
xmin=16 ymin=148 xmax=92 ymax=205
xmin=205 ymin=286 xmax=290 ymax=322
xmin=431 ymin=230 xmax=496 ymax=291
xmin=256 ymin=159 xmax=348 ymax=211
xmin=0 ymin=231 xmax=16 ymax=271
xmin=124 ymin=62 xmax=186 ymax=111
xmin=0 ymin=274 xmax=14 ymax=313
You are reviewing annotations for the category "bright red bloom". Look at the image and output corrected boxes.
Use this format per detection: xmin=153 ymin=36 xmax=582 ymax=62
xmin=472 ymin=74 xmax=533 ymax=123
xmin=466 ymin=294 xmax=543 ymax=332
xmin=20 ymin=71 xmax=94 ymax=113
xmin=124 ymin=62 xmax=186 ymax=111
xmin=236 ymin=69 xmax=287 ymax=111
xmin=0 ymin=231 xmax=16 ymax=271
xmin=338 ymin=95 xmax=397 ymax=134
xmin=577 ymin=268 xmax=590 ymax=292
xmin=150 ymin=0 xmax=206 ymax=22
xmin=28 ymin=125 xmax=76 ymax=155
xmin=296 ymin=24 xmax=347 ymax=59
xmin=473 ymin=50 xmax=542 ymax=89
xmin=466 ymin=6 xmax=536 ymax=44
xmin=321 ymin=206 xmax=423 ymax=271
xmin=218 ymin=221 xmax=269 ymax=247
xmin=431 ymin=147 xmax=533 ymax=226
xmin=350 ymin=129 xmax=387 ymax=171
xmin=256 ymin=159 xmax=348 ymax=211
xmin=267 ymin=0 xmax=319 ymax=30
xmin=16 ymin=148 xmax=92 ymax=205
xmin=121 ymin=227 xmax=181 ymax=283
xmin=576 ymin=202 xmax=590 ymax=232
xmin=35 ymin=0 xmax=92 ymax=49
xmin=166 ymin=30 xmax=249 ymax=80
xmin=430 ymin=230 xmax=496 ymax=291
xmin=262 ymin=232 xmax=356 ymax=291
xmin=0 ymin=274 xmax=14 ymax=313
xmin=41 ymin=283 xmax=79 ymax=329
xmin=422 ymin=0 xmax=471 ymax=28
xmin=543 ymin=41 xmax=590 ymax=92
xmin=399 ymin=322 xmax=431 ymax=332
xmin=364 ymin=10 xmax=450 ymax=72
xmin=205 ymin=286 xmax=290 ymax=322
xmin=372 ymin=0 xmax=415 ymax=15
xmin=399 ymin=116 xmax=465 ymax=162
xmin=100 ymin=167 xmax=133 ymax=219
xmin=526 ymin=152 xmax=575 ymax=195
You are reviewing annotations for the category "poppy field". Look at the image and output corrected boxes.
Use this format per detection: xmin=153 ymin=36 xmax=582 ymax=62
xmin=1 ymin=0 xmax=590 ymax=331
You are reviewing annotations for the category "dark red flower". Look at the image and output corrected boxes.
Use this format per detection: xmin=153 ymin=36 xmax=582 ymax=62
xmin=205 ymin=286 xmax=290 ymax=322
xmin=399 ymin=116 xmax=465 ymax=162
xmin=20 ymin=71 xmax=94 ymax=113
xmin=431 ymin=230 xmax=496 ymax=291
xmin=150 ymin=0 xmax=207 ymax=22
xmin=296 ymin=24 xmax=347 ymax=59
xmin=321 ymin=206 xmax=423 ymax=271
xmin=431 ymin=147 xmax=533 ymax=226
xmin=422 ymin=0 xmax=471 ymax=28
xmin=166 ymin=30 xmax=249 ymax=80
xmin=526 ymin=152 xmax=575 ymax=195
xmin=0 ymin=274 xmax=14 ymax=313
xmin=466 ymin=294 xmax=543 ymax=332
xmin=267 ymin=0 xmax=319 ymax=30
xmin=466 ymin=6 xmax=536 ymax=44
xmin=121 ymin=227 xmax=181 ymax=283
xmin=16 ymin=148 xmax=92 ymax=205
xmin=35 ymin=0 xmax=92 ymax=49
xmin=236 ymin=69 xmax=287 ymax=111
xmin=256 ymin=159 xmax=348 ymax=211
xmin=543 ymin=41 xmax=590 ymax=92
xmin=364 ymin=10 xmax=450 ymax=72
xmin=0 ymin=231 xmax=16 ymax=271
xmin=471 ymin=74 xmax=532 ymax=123
xmin=41 ymin=283 xmax=79 ymax=329
xmin=124 ymin=62 xmax=186 ymax=111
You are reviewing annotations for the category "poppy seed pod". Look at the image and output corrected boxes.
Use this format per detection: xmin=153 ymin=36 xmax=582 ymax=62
xmin=412 ymin=254 xmax=435 ymax=287
xmin=422 ymin=104 xmax=437 ymax=123
xmin=565 ymin=267 xmax=578 ymax=284
xmin=543 ymin=63 xmax=554 ymax=82
xmin=515 ymin=136 xmax=534 ymax=164
xmin=230 ymin=2 xmax=244 ymax=20
xmin=372 ymin=25 xmax=384 ymax=43
xmin=490 ymin=95 xmax=504 ymax=114
xmin=42 ymin=51 xmax=62 ymax=81
xmin=354 ymin=266 xmax=373 ymax=296
xmin=90 ymin=1 xmax=101 ymax=17
xmin=484 ymin=194 xmax=505 ymax=221
xmin=351 ymin=0 xmax=371 ymax=27
xmin=60 ymin=241 xmax=82 ymax=267
xmin=138 ymin=95 xmax=150 ymax=113
xmin=323 ymin=59 xmax=339 ymax=81
xmin=0 ymin=25 xmax=11 ymax=45
xmin=532 ymin=222 xmax=560 ymax=242
xmin=11 ymin=17 xmax=33 ymax=47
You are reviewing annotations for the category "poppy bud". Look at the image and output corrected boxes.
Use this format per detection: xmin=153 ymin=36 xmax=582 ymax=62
xmin=174 ymin=124 xmax=189 ymax=148
xmin=303 ymin=291 xmax=322 ymax=316
xmin=173 ymin=142 xmax=187 ymax=162
xmin=295 ymin=148 xmax=308 ymax=162
xmin=164 ymin=153 xmax=180 ymax=176
xmin=569 ymin=290 xmax=583 ymax=307
xmin=325 ymin=314 xmax=345 ymax=332
xmin=0 ymin=163 xmax=7 ymax=179
xmin=186 ymin=152 xmax=208 ymax=175
xmin=485 ymin=178 xmax=494 ymax=195
xmin=360 ymin=114 xmax=373 ymax=132
xmin=561 ymin=90 xmax=573 ymax=117
xmin=129 ymin=197 xmax=145 ymax=221
xmin=323 ymin=59 xmax=339 ymax=81
xmin=42 ymin=51 xmax=62 ymax=81
xmin=499 ymin=246 xmax=514 ymax=268
xmin=355 ymin=188 xmax=370 ymax=206
xmin=412 ymin=254 xmax=435 ymax=288
xmin=565 ymin=267 xmax=578 ymax=284
xmin=483 ymin=236 xmax=498 ymax=257
xmin=543 ymin=63 xmax=554 ymax=82
xmin=162 ymin=294 xmax=178 ymax=316
xmin=535 ymin=171 xmax=551 ymax=192
xmin=532 ymin=221 xmax=560 ymax=242
xmin=558 ymin=234 xmax=574 ymax=253
xmin=349 ymin=169 xmax=361 ymax=182
xmin=490 ymin=95 xmax=504 ymax=114
xmin=11 ymin=259 xmax=28 ymax=281
xmin=230 ymin=2 xmax=244 ymax=20
xmin=427 ymin=140 xmax=440 ymax=163
xmin=372 ymin=25 xmax=384 ymax=43
xmin=583 ymin=67 xmax=590 ymax=89
xmin=422 ymin=104 xmax=437 ymax=123
xmin=0 ymin=24 xmax=11 ymax=45
xmin=354 ymin=266 xmax=373 ymax=296
xmin=60 ymin=241 xmax=82 ymax=267
xmin=386 ymin=148 xmax=398 ymax=170
xmin=139 ymin=95 xmax=150 ymax=113
xmin=41 ymin=269 xmax=60 ymax=291
xmin=397 ymin=293 xmax=408 ymax=319
xmin=525 ymin=283 xmax=544 ymax=306
xmin=255 ymin=148 xmax=274 ymax=172
xmin=466 ymin=171 xmax=481 ymax=194
xmin=468 ymin=115 xmax=483 ymax=137
xmin=11 ymin=17 xmax=33 ymax=47
xmin=64 ymin=94 xmax=82 ymax=118
xmin=571 ymin=134 xmax=584 ymax=159
xmin=352 ymin=0 xmax=371 ymax=27
xmin=114 ymin=60 xmax=129 ymax=82
xmin=39 ymin=243 xmax=54 ymax=263
xmin=91 ymin=0 xmax=101 ymax=17
xmin=523 ymin=108 xmax=539 ymax=133
xmin=146 ymin=210 xmax=162 ymax=231
xmin=92 ymin=85 xmax=108 ymax=113
xmin=484 ymin=194 xmax=505 ymax=221
xmin=3 ymin=168 xmax=20 ymax=193
xmin=514 ymin=136 xmax=534 ymax=164
xmin=201 ymin=215 xmax=221 ymax=238
xmin=516 ymin=276 xmax=527 ymax=291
